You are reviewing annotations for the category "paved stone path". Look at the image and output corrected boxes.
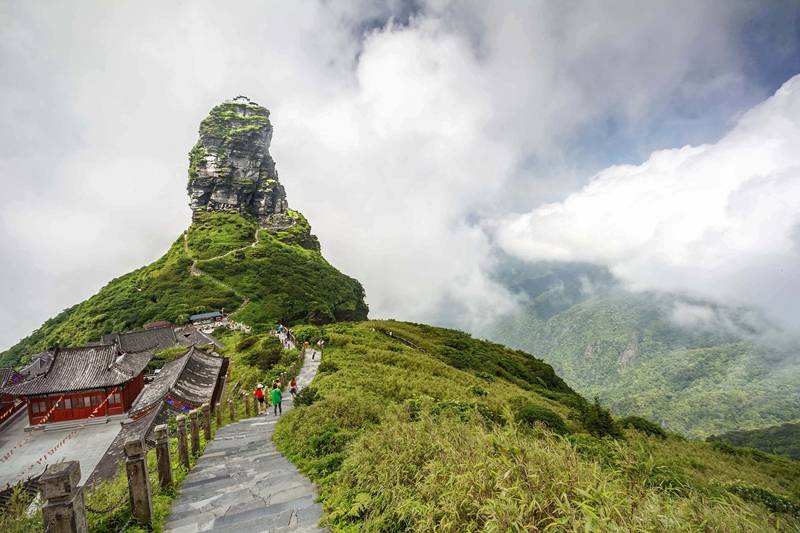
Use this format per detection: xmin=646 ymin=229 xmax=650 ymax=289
xmin=165 ymin=352 xmax=323 ymax=532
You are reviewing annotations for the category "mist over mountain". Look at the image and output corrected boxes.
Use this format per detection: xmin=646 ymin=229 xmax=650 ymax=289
xmin=478 ymin=257 xmax=800 ymax=437
xmin=491 ymin=75 xmax=800 ymax=332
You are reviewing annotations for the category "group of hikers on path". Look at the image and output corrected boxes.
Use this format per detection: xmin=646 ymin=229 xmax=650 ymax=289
xmin=253 ymin=377 xmax=295 ymax=416
xmin=251 ymin=325 xmax=326 ymax=416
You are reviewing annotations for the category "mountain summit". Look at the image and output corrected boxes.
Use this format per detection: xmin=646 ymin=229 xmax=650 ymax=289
xmin=188 ymin=96 xmax=288 ymax=221
xmin=0 ymin=99 xmax=367 ymax=367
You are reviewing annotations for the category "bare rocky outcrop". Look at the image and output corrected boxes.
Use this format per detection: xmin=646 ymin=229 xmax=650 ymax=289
xmin=187 ymin=96 xmax=288 ymax=221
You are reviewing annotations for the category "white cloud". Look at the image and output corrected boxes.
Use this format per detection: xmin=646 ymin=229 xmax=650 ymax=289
xmin=0 ymin=0 xmax=793 ymax=350
xmin=494 ymin=76 xmax=800 ymax=326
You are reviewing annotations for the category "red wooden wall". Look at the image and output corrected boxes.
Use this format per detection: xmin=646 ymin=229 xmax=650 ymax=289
xmin=25 ymin=372 xmax=145 ymax=425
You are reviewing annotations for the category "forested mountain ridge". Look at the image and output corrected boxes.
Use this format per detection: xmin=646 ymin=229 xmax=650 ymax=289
xmin=481 ymin=260 xmax=800 ymax=437
xmin=711 ymin=423 xmax=800 ymax=460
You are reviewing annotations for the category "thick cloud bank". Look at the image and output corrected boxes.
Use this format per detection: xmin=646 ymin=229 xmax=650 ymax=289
xmin=495 ymin=76 xmax=800 ymax=326
xmin=1 ymin=1 xmax=798 ymax=350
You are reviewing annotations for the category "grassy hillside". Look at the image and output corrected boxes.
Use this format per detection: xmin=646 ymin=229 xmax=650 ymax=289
xmin=711 ymin=423 xmax=800 ymax=461
xmin=0 ymin=210 xmax=366 ymax=367
xmin=482 ymin=262 xmax=800 ymax=438
xmin=271 ymin=320 xmax=800 ymax=531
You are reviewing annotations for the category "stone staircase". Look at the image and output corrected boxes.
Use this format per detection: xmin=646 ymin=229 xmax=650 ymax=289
xmin=165 ymin=354 xmax=323 ymax=532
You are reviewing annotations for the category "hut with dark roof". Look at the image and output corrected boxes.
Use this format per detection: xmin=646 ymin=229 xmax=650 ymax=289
xmin=188 ymin=311 xmax=224 ymax=325
xmin=19 ymin=352 xmax=54 ymax=380
xmin=101 ymin=325 xmax=179 ymax=354
xmin=3 ymin=345 xmax=152 ymax=425
xmin=129 ymin=346 xmax=227 ymax=421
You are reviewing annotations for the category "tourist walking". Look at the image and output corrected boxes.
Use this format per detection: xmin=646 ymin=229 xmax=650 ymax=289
xmin=316 ymin=339 xmax=325 ymax=358
xmin=254 ymin=384 xmax=265 ymax=414
xmin=271 ymin=383 xmax=283 ymax=416
xmin=289 ymin=377 xmax=297 ymax=400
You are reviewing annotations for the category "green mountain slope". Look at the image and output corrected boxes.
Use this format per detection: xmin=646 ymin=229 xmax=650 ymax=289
xmin=482 ymin=262 xmax=800 ymax=438
xmin=711 ymin=423 xmax=800 ymax=460
xmin=0 ymin=209 xmax=366 ymax=367
xmin=263 ymin=320 xmax=800 ymax=531
xmin=0 ymin=97 xmax=368 ymax=368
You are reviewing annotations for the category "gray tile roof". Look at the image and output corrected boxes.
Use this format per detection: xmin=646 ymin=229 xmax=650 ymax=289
xmin=0 ymin=368 xmax=23 ymax=389
xmin=3 ymin=345 xmax=152 ymax=396
xmin=189 ymin=311 xmax=223 ymax=321
xmin=114 ymin=326 xmax=179 ymax=353
xmin=129 ymin=347 xmax=224 ymax=416
xmin=175 ymin=326 xmax=223 ymax=348
xmin=19 ymin=352 xmax=54 ymax=380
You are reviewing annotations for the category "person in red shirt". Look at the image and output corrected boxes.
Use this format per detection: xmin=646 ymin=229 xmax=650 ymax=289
xmin=254 ymin=384 xmax=265 ymax=414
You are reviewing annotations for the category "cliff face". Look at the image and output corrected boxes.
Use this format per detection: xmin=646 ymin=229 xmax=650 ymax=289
xmin=187 ymin=96 xmax=288 ymax=221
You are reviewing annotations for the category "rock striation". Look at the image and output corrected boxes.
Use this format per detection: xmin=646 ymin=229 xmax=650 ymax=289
xmin=187 ymin=96 xmax=288 ymax=221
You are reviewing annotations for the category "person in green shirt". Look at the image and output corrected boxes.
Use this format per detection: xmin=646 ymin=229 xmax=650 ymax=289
xmin=270 ymin=383 xmax=283 ymax=416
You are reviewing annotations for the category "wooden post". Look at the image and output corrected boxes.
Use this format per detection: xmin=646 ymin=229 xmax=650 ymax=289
xmin=124 ymin=437 xmax=153 ymax=525
xmin=40 ymin=461 xmax=88 ymax=533
xmin=215 ymin=402 xmax=222 ymax=428
xmin=154 ymin=424 xmax=173 ymax=488
xmin=176 ymin=414 xmax=190 ymax=468
xmin=201 ymin=403 xmax=211 ymax=440
xmin=244 ymin=392 xmax=251 ymax=417
xmin=189 ymin=409 xmax=200 ymax=456
xmin=228 ymin=398 xmax=235 ymax=422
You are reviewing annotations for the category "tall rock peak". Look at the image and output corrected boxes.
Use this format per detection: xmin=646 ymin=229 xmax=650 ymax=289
xmin=187 ymin=96 xmax=288 ymax=220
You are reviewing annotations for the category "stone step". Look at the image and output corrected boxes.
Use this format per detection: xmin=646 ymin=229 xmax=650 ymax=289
xmin=165 ymin=355 xmax=326 ymax=532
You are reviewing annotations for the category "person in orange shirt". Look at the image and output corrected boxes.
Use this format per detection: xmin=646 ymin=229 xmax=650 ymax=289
xmin=254 ymin=384 xmax=265 ymax=414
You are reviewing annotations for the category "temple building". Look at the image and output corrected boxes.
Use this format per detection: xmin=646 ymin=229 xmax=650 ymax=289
xmin=3 ymin=345 xmax=151 ymax=425
xmin=19 ymin=352 xmax=54 ymax=380
xmin=88 ymin=346 xmax=228 ymax=483
xmin=129 ymin=346 xmax=228 ymax=422
xmin=101 ymin=324 xmax=181 ymax=353
xmin=100 ymin=324 xmax=221 ymax=354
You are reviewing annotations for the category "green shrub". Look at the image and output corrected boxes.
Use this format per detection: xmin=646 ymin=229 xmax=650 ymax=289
xmin=147 ymin=346 xmax=187 ymax=372
xmin=309 ymin=423 xmax=354 ymax=456
xmin=0 ymin=485 xmax=41 ymax=532
xmin=568 ymin=433 xmax=620 ymax=467
xmin=619 ymin=416 xmax=667 ymax=439
xmin=294 ymin=386 xmax=319 ymax=407
xmin=236 ymin=335 xmax=259 ymax=352
xmin=576 ymin=398 xmax=622 ymax=438
xmin=516 ymin=402 xmax=568 ymax=434
xmin=470 ymin=385 xmax=488 ymax=397
xmin=476 ymin=403 xmax=505 ymax=427
xmin=243 ymin=336 xmax=283 ymax=371
xmin=430 ymin=399 xmax=472 ymax=421
xmin=292 ymin=324 xmax=326 ymax=346
xmin=727 ymin=483 xmax=800 ymax=517
xmin=319 ymin=360 xmax=338 ymax=373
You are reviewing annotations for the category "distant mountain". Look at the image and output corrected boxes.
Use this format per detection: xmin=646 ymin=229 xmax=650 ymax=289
xmin=0 ymin=97 xmax=367 ymax=367
xmin=710 ymin=422 xmax=800 ymax=460
xmin=480 ymin=259 xmax=800 ymax=438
